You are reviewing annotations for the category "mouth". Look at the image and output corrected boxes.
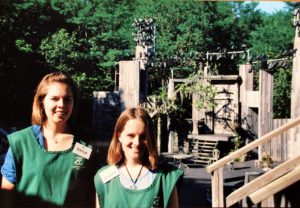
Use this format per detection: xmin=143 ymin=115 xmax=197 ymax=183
xmin=130 ymin=146 xmax=140 ymax=153
xmin=55 ymin=111 xmax=67 ymax=116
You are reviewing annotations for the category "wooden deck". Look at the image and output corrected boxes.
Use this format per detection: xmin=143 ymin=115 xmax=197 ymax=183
xmin=188 ymin=133 xmax=233 ymax=141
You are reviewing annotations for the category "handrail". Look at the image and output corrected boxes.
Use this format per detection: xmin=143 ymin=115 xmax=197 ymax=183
xmin=249 ymin=166 xmax=300 ymax=204
xmin=226 ymin=154 xmax=300 ymax=207
xmin=207 ymin=116 xmax=300 ymax=173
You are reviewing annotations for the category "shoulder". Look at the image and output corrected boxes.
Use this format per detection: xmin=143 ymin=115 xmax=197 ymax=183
xmin=157 ymin=163 xmax=183 ymax=174
xmin=8 ymin=126 xmax=32 ymax=137
xmin=94 ymin=165 xmax=119 ymax=184
xmin=156 ymin=163 xmax=184 ymax=180
xmin=7 ymin=126 xmax=33 ymax=143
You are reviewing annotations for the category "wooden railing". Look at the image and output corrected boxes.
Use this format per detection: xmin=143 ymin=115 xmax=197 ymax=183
xmin=206 ymin=116 xmax=300 ymax=207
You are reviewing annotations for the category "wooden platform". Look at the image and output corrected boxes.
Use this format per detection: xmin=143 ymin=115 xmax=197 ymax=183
xmin=188 ymin=133 xmax=233 ymax=141
xmin=186 ymin=134 xmax=233 ymax=166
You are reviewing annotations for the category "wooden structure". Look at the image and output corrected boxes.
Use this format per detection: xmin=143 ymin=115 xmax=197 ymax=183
xmin=168 ymin=75 xmax=241 ymax=165
xmin=188 ymin=134 xmax=223 ymax=165
xmin=207 ymin=9 xmax=300 ymax=207
xmin=118 ymin=45 xmax=148 ymax=109
xmin=207 ymin=117 xmax=300 ymax=207
xmin=291 ymin=8 xmax=300 ymax=157
xmin=93 ymin=44 xmax=150 ymax=138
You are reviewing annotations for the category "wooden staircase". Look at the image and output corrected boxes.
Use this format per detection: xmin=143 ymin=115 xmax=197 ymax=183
xmin=227 ymin=155 xmax=300 ymax=207
xmin=189 ymin=138 xmax=219 ymax=166
xmin=206 ymin=116 xmax=300 ymax=207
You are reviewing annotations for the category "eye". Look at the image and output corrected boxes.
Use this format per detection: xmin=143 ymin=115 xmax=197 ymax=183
xmin=127 ymin=134 xmax=135 ymax=138
xmin=140 ymin=134 xmax=146 ymax=141
xmin=51 ymin=97 xmax=59 ymax=101
xmin=64 ymin=96 xmax=73 ymax=102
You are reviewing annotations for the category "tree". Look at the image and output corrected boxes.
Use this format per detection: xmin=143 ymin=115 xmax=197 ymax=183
xmin=249 ymin=10 xmax=294 ymax=118
xmin=0 ymin=0 xmax=294 ymax=126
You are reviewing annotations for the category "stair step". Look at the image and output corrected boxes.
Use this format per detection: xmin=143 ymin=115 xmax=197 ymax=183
xmin=192 ymin=152 xmax=212 ymax=156
xmin=192 ymin=142 xmax=218 ymax=145
xmin=188 ymin=138 xmax=219 ymax=166
xmin=193 ymin=156 xmax=212 ymax=160
xmin=191 ymin=146 xmax=216 ymax=149
xmin=191 ymin=159 xmax=211 ymax=164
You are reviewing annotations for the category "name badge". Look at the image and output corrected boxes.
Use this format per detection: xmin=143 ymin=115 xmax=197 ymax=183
xmin=73 ymin=142 xmax=92 ymax=160
xmin=99 ymin=165 xmax=120 ymax=183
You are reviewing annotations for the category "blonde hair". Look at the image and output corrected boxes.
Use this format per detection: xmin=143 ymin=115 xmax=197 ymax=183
xmin=107 ymin=107 xmax=158 ymax=170
xmin=31 ymin=72 xmax=78 ymax=125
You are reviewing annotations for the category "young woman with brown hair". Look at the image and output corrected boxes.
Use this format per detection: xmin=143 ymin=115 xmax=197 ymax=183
xmin=94 ymin=107 xmax=183 ymax=208
xmin=1 ymin=72 xmax=100 ymax=207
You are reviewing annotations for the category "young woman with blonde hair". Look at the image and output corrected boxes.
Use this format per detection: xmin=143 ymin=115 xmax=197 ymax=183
xmin=1 ymin=72 xmax=100 ymax=207
xmin=94 ymin=107 xmax=183 ymax=208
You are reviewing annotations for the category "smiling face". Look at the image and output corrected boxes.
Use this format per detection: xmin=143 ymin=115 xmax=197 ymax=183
xmin=42 ymin=82 xmax=74 ymax=127
xmin=119 ymin=119 xmax=147 ymax=165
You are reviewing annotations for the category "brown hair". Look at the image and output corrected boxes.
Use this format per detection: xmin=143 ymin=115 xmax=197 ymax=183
xmin=107 ymin=107 xmax=158 ymax=170
xmin=31 ymin=72 xmax=78 ymax=125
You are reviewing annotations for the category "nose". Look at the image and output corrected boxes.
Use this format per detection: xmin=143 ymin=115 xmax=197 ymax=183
xmin=133 ymin=136 xmax=141 ymax=146
xmin=57 ymin=98 xmax=64 ymax=107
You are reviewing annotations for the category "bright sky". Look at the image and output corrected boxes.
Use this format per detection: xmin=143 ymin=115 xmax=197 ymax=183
xmin=255 ymin=1 xmax=287 ymax=13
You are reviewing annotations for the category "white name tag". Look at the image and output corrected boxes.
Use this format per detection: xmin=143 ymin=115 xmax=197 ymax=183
xmin=99 ymin=165 xmax=120 ymax=183
xmin=72 ymin=142 xmax=92 ymax=160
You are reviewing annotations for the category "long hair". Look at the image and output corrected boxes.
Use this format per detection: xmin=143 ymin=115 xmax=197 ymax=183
xmin=31 ymin=72 xmax=78 ymax=125
xmin=107 ymin=107 xmax=158 ymax=170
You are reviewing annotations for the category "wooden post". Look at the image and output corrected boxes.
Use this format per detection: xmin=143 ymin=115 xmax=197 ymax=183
xmin=118 ymin=45 xmax=148 ymax=109
xmin=258 ymin=69 xmax=273 ymax=160
xmin=192 ymin=93 xmax=202 ymax=134
xmin=167 ymin=79 xmax=176 ymax=153
xmin=211 ymin=167 xmax=224 ymax=207
xmin=119 ymin=60 xmax=140 ymax=109
xmin=239 ymin=64 xmax=254 ymax=129
xmin=291 ymin=9 xmax=300 ymax=158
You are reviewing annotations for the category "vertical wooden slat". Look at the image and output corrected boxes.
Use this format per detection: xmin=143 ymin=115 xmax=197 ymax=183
xmin=119 ymin=60 xmax=140 ymax=108
xmin=211 ymin=167 xmax=224 ymax=207
xmin=271 ymin=119 xmax=290 ymax=162
xmin=218 ymin=167 xmax=224 ymax=207
xmin=258 ymin=69 xmax=274 ymax=160
xmin=291 ymin=10 xmax=300 ymax=159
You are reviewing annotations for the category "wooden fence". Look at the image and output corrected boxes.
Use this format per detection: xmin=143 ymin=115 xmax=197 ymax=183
xmin=270 ymin=119 xmax=290 ymax=162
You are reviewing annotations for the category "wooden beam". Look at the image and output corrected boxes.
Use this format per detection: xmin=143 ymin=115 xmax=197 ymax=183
xmin=188 ymin=134 xmax=232 ymax=141
xmin=207 ymin=116 xmax=300 ymax=173
xmin=170 ymin=75 xmax=240 ymax=83
xmin=211 ymin=167 xmax=224 ymax=207
xmin=249 ymin=166 xmax=300 ymax=205
xmin=226 ymin=155 xmax=300 ymax=207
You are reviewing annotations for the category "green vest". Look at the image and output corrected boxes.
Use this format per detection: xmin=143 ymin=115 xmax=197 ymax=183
xmin=94 ymin=164 xmax=183 ymax=208
xmin=8 ymin=126 xmax=98 ymax=207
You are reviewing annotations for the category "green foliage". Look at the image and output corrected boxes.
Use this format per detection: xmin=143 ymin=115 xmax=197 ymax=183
xmin=176 ymin=71 xmax=218 ymax=110
xmin=249 ymin=11 xmax=294 ymax=58
xmin=40 ymin=28 xmax=79 ymax=72
xmin=229 ymin=124 xmax=247 ymax=162
xmin=15 ymin=39 xmax=33 ymax=53
xmin=0 ymin=0 xmax=296 ymax=125
xmin=273 ymin=68 xmax=292 ymax=118
xmin=143 ymin=70 xmax=217 ymax=120
xmin=260 ymin=152 xmax=273 ymax=168
xmin=248 ymin=8 xmax=293 ymax=118
xmin=142 ymin=88 xmax=184 ymax=118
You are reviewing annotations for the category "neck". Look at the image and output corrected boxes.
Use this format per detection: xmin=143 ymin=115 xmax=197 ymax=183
xmin=43 ymin=122 xmax=69 ymax=137
xmin=124 ymin=163 xmax=144 ymax=189
xmin=124 ymin=160 xmax=142 ymax=168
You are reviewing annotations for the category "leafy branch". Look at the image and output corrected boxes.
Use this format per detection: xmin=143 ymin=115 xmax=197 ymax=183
xmin=175 ymin=70 xmax=218 ymax=111
xmin=142 ymin=70 xmax=217 ymax=118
